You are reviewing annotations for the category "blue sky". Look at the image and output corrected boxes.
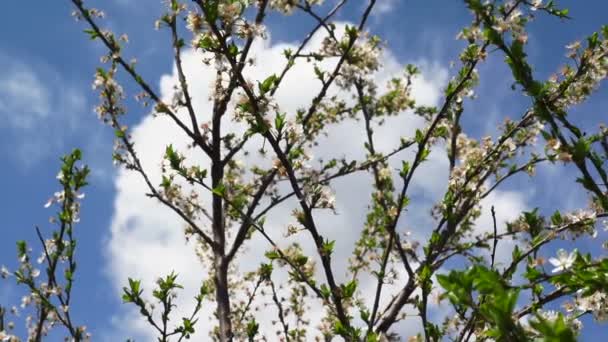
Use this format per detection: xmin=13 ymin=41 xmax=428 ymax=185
xmin=1 ymin=0 xmax=607 ymax=340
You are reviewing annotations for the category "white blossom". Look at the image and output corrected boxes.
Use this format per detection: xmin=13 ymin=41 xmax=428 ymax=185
xmin=576 ymin=291 xmax=608 ymax=321
xmin=0 ymin=331 xmax=19 ymax=342
xmin=186 ymin=12 xmax=203 ymax=32
xmin=548 ymin=249 xmax=576 ymax=273
xmin=31 ymin=269 xmax=40 ymax=278
xmin=378 ymin=167 xmax=392 ymax=180
xmin=20 ymin=295 xmax=31 ymax=309
xmin=539 ymin=310 xmax=559 ymax=321
xmin=0 ymin=265 xmax=10 ymax=279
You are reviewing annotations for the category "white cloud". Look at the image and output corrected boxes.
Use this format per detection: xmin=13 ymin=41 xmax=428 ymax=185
xmin=372 ymin=0 xmax=399 ymax=16
xmin=103 ymin=23 xmax=530 ymax=340
xmin=477 ymin=190 xmax=529 ymax=266
xmin=0 ymin=54 xmax=89 ymax=167
xmin=0 ymin=64 xmax=50 ymax=129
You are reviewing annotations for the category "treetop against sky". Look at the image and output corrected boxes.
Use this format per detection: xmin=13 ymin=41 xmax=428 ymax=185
xmin=1 ymin=0 xmax=608 ymax=341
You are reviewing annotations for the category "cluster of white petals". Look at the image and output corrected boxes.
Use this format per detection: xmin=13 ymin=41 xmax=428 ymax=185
xmin=548 ymin=249 xmax=576 ymax=273
xmin=576 ymin=291 xmax=608 ymax=321
xmin=270 ymin=0 xmax=323 ymax=14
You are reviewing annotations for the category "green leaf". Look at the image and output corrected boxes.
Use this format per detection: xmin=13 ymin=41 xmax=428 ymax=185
xmin=435 ymin=125 xmax=449 ymax=139
xmin=366 ymin=332 xmax=379 ymax=342
xmin=418 ymin=265 xmax=433 ymax=292
xmin=512 ymin=245 xmax=522 ymax=263
xmin=258 ymin=74 xmax=277 ymax=95
xmin=465 ymin=0 xmax=483 ymax=12
xmin=274 ymin=112 xmax=286 ymax=132
xmin=420 ymin=148 xmax=431 ymax=161
xmin=360 ymin=309 xmax=370 ymax=323
xmin=345 ymin=25 xmax=358 ymax=40
xmin=415 ymin=129 xmax=425 ymax=144
xmin=264 ymin=250 xmax=280 ymax=260
xmin=122 ymin=278 xmax=143 ymax=303
xmin=530 ymin=313 xmax=576 ymax=342
xmin=161 ymin=175 xmax=172 ymax=189
xmin=212 ymin=183 xmax=226 ymax=197
xmin=332 ymin=320 xmax=349 ymax=337
xmin=572 ymin=137 xmax=591 ymax=162
xmin=341 ymin=280 xmax=357 ymax=298
xmin=165 ymin=144 xmax=183 ymax=170
xmin=121 ymin=292 xmax=133 ymax=303
xmin=320 ymin=284 xmax=331 ymax=299
xmin=259 ymin=263 xmax=273 ymax=279
xmin=400 ymin=161 xmax=410 ymax=177
xmin=246 ymin=319 xmax=259 ymax=339
xmin=180 ymin=317 xmax=196 ymax=335
xmin=129 ymin=278 xmax=142 ymax=294
xmin=16 ymin=240 xmax=27 ymax=258
xmin=294 ymin=255 xmax=308 ymax=266
xmin=429 ymin=232 xmax=441 ymax=248
xmin=557 ymin=8 xmax=569 ymax=18
xmin=523 ymin=209 xmax=543 ymax=238
xmin=197 ymin=35 xmax=214 ymax=50
xmin=587 ymin=32 xmax=599 ymax=49
xmin=550 ymin=210 xmax=563 ymax=226
xmin=321 ymin=240 xmax=335 ymax=256
xmin=228 ymin=43 xmax=238 ymax=57
xmin=204 ymin=0 xmax=219 ymax=22
xmin=83 ymin=29 xmax=99 ymax=40
xmin=483 ymin=27 xmax=502 ymax=45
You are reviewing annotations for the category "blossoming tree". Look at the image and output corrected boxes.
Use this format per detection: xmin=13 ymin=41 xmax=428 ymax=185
xmin=2 ymin=0 xmax=608 ymax=341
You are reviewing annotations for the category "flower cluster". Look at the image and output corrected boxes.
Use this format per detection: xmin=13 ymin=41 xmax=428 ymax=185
xmin=1 ymin=150 xmax=90 ymax=341
xmin=575 ymin=291 xmax=608 ymax=321
xmin=270 ymin=0 xmax=324 ymax=15
xmin=306 ymin=185 xmax=336 ymax=210
xmin=544 ymin=31 xmax=608 ymax=111
xmin=535 ymin=310 xmax=583 ymax=333
xmin=561 ymin=209 xmax=597 ymax=238
xmin=544 ymin=138 xmax=573 ymax=162
xmin=447 ymin=133 xmax=495 ymax=191
xmin=320 ymin=32 xmax=382 ymax=89
xmin=92 ymin=68 xmax=126 ymax=123
xmin=71 ymin=7 xmax=105 ymax=21
xmin=493 ymin=7 xmax=528 ymax=43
